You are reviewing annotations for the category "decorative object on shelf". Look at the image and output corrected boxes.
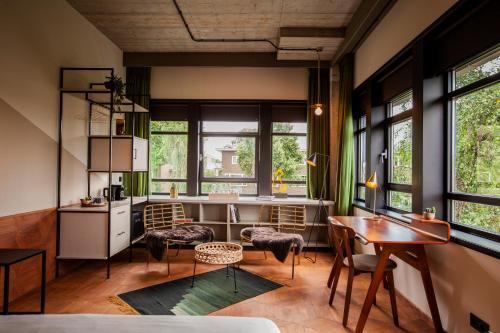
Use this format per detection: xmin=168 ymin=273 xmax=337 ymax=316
xmin=80 ymin=196 xmax=92 ymax=206
xmin=208 ymin=191 xmax=240 ymax=201
xmin=311 ymin=49 xmax=324 ymax=116
xmin=230 ymin=204 xmax=241 ymax=223
xmin=272 ymin=165 xmax=288 ymax=198
xmin=423 ymin=207 xmax=436 ymax=220
xmin=115 ymin=118 xmax=125 ymax=135
xmin=303 ymin=152 xmax=331 ymax=263
xmin=104 ymin=74 xmax=125 ymax=109
xmin=363 ymin=171 xmax=382 ymax=221
xmin=169 ymin=183 xmax=178 ymax=199
xmin=80 ymin=196 xmax=106 ymax=207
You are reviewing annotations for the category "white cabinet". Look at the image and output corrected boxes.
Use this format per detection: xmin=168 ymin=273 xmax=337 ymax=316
xmin=133 ymin=137 xmax=148 ymax=171
xmin=110 ymin=205 xmax=131 ymax=256
xmin=58 ymin=202 xmax=131 ymax=259
xmin=90 ymin=136 xmax=148 ymax=171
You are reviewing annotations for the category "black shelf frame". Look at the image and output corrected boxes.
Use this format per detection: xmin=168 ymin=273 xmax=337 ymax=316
xmin=56 ymin=67 xmax=150 ymax=279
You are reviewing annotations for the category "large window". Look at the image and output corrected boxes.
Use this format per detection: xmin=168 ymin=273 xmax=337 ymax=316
xmin=200 ymin=121 xmax=258 ymax=195
xmin=355 ymin=115 xmax=367 ymax=201
xmin=150 ymin=121 xmax=188 ymax=194
xmin=386 ymin=91 xmax=413 ymax=212
xmin=271 ymin=122 xmax=307 ymax=196
xmin=448 ymin=47 xmax=500 ymax=236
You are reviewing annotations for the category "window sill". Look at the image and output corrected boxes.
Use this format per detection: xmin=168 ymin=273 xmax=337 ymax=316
xmin=352 ymin=201 xmax=500 ymax=259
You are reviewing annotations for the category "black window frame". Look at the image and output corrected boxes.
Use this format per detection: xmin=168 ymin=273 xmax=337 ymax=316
xmin=354 ymin=115 xmax=367 ymax=201
xmin=445 ymin=48 xmax=500 ymax=242
xmin=199 ymin=121 xmax=260 ymax=196
xmin=150 ymin=121 xmax=189 ymax=195
xmin=271 ymin=122 xmax=308 ymax=197
xmin=384 ymin=90 xmax=413 ymax=214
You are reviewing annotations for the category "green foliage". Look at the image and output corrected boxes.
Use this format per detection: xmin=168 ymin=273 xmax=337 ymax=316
xmin=453 ymin=56 xmax=500 ymax=233
xmin=150 ymin=121 xmax=188 ymax=192
xmin=234 ymin=137 xmax=255 ymax=177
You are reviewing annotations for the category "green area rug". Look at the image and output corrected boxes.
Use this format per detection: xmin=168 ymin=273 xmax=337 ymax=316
xmin=116 ymin=268 xmax=282 ymax=315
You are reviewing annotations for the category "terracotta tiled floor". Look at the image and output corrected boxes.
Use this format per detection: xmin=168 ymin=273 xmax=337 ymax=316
xmin=12 ymin=249 xmax=433 ymax=332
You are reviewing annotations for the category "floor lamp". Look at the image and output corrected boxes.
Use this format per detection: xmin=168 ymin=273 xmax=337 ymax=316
xmin=303 ymin=152 xmax=330 ymax=263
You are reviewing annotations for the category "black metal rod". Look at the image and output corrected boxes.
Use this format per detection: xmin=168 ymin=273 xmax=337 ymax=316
xmin=172 ymin=0 xmax=320 ymax=53
xmin=3 ymin=265 xmax=9 ymax=314
xmin=106 ymin=68 xmax=114 ymax=279
xmin=232 ymin=265 xmax=238 ymax=293
xmin=41 ymin=251 xmax=46 ymax=313
xmin=191 ymin=260 xmax=197 ymax=288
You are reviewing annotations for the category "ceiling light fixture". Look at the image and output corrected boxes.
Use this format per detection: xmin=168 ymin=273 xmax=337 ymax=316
xmin=312 ymin=50 xmax=323 ymax=116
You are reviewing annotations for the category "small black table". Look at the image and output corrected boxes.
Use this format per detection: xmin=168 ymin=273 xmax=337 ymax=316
xmin=0 ymin=249 xmax=46 ymax=315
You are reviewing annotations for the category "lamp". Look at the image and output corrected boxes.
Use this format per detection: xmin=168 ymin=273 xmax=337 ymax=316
xmin=364 ymin=171 xmax=381 ymax=220
xmin=303 ymin=152 xmax=330 ymax=263
xmin=312 ymin=50 xmax=323 ymax=116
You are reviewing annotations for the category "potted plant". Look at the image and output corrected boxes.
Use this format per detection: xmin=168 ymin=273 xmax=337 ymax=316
xmin=423 ymin=207 xmax=436 ymax=220
xmin=104 ymin=74 xmax=125 ymax=110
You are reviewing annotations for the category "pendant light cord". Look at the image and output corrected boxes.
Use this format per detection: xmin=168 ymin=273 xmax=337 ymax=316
xmin=317 ymin=51 xmax=321 ymax=105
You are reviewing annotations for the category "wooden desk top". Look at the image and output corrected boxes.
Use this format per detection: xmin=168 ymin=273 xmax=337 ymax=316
xmin=331 ymin=216 xmax=448 ymax=245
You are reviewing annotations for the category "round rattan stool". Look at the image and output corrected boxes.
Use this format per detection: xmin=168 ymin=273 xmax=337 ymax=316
xmin=191 ymin=242 xmax=243 ymax=293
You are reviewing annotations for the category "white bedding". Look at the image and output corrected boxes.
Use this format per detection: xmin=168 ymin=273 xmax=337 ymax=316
xmin=0 ymin=314 xmax=281 ymax=333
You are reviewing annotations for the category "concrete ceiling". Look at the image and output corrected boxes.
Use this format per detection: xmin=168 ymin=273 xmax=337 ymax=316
xmin=67 ymin=0 xmax=362 ymax=61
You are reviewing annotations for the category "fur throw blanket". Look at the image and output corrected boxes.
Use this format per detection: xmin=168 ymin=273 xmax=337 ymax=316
xmin=146 ymin=225 xmax=214 ymax=261
xmin=241 ymin=227 xmax=304 ymax=262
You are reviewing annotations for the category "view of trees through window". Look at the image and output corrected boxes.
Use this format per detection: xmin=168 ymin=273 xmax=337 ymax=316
xmin=150 ymin=121 xmax=188 ymax=193
xmin=387 ymin=91 xmax=413 ymax=211
xmin=452 ymin=49 xmax=500 ymax=233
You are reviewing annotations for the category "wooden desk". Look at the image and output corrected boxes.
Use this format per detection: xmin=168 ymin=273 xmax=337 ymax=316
xmin=330 ymin=216 xmax=449 ymax=333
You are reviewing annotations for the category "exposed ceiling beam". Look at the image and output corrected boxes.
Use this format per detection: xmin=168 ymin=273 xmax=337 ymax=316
xmin=280 ymin=27 xmax=346 ymax=39
xmin=123 ymin=52 xmax=331 ymax=67
xmin=331 ymin=0 xmax=396 ymax=65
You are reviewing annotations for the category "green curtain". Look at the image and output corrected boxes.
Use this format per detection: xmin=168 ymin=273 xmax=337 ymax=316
xmin=307 ymin=68 xmax=331 ymax=199
xmin=334 ymin=54 xmax=355 ymax=215
xmin=123 ymin=67 xmax=151 ymax=196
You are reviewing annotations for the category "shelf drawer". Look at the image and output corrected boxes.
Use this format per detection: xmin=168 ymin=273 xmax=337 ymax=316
xmin=110 ymin=205 xmax=130 ymax=256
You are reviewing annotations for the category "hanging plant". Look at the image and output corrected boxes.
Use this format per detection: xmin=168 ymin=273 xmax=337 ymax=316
xmin=104 ymin=74 xmax=125 ymax=109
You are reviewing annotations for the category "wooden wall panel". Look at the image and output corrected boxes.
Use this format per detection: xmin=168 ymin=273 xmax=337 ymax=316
xmin=0 ymin=208 xmax=56 ymax=304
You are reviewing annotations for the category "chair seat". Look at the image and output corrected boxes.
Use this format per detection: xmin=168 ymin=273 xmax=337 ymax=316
xmin=343 ymin=254 xmax=397 ymax=272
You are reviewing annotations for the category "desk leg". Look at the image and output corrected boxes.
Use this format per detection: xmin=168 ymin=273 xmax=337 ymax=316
xmin=3 ymin=266 xmax=9 ymax=315
xmin=41 ymin=251 xmax=46 ymax=314
xmin=355 ymin=244 xmax=396 ymax=333
xmin=416 ymin=246 xmax=444 ymax=333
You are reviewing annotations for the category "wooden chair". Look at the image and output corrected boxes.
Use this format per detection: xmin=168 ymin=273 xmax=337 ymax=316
xmin=143 ymin=203 xmax=201 ymax=275
xmin=327 ymin=218 xmax=399 ymax=327
xmin=240 ymin=205 xmax=306 ymax=278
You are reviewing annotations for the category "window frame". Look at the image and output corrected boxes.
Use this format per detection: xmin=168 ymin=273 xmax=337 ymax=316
xmin=271 ymin=122 xmax=308 ymax=197
xmin=384 ymin=90 xmax=413 ymax=213
xmin=150 ymin=122 xmax=189 ymax=195
xmin=354 ymin=115 xmax=367 ymax=201
xmin=199 ymin=122 xmax=260 ymax=196
xmin=445 ymin=52 xmax=500 ymax=241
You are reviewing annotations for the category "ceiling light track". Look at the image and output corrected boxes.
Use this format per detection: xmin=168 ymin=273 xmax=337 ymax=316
xmin=172 ymin=0 xmax=321 ymax=53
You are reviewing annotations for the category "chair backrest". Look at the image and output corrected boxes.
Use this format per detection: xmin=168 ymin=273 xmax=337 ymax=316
xmin=328 ymin=217 xmax=356 ymax=267
xmin=257 ymin=205 xmax=306 ymax=232
xmin=143 ymin=203 xmax=186 ymax=231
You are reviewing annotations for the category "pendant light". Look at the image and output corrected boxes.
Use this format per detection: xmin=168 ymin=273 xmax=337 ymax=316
xmin=313 ymin=49 xmax=323 ymax=116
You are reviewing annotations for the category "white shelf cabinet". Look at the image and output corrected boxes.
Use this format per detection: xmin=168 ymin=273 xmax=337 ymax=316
xmin=90 ymin=136 xmax=148 ymax=172
xmin=58 ymin=201 xmax=132 ymax=259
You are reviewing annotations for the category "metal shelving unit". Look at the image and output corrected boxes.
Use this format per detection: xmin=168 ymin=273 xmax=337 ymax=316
xmin=56 ymin=67 xmax=149 ymax=279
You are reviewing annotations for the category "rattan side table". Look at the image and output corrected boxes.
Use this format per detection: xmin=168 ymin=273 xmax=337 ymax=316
xmin=191 ymin=242 xmax=243 ymax=293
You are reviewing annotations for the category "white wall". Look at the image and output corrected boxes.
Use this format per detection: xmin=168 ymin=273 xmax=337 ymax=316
xmin=151 ymin=67 xmax=308 ymax=100
xmin=354 ymin=0 xmax=458 ymax=87
xmin=0 ymin=0 xmax=123 ymax=216
xmin=354 ymin=208 xmax=500 ymax=333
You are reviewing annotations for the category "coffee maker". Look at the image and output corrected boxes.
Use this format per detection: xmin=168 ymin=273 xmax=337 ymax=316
xmin=103 ymin=185 xmax=126 ymax=201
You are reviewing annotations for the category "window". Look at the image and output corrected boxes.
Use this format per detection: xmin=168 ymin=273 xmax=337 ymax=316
xmin=355 ymin=115 xmax=367 ymax=201
xmin=271 ymin=122 xmax=307 ymax=196
xmin=386 ymin=91 xmax=413 ymax=212
xmin=150 ymin=121 xmax=188 ymax=194
xmin=200 ymin=121 xmax=258 ymax=195
xmin=448 ymin=47 xmax=500 ymax=236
